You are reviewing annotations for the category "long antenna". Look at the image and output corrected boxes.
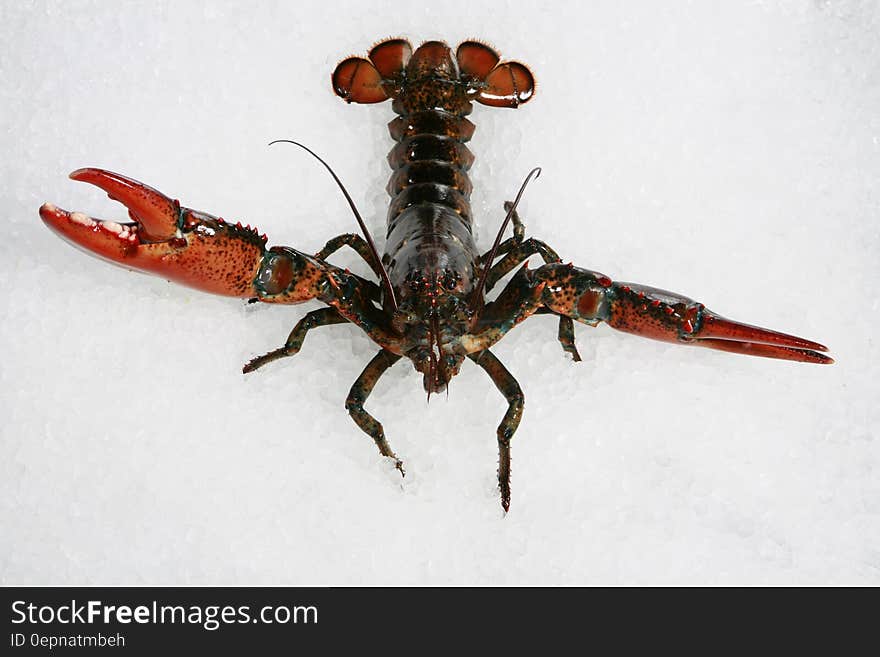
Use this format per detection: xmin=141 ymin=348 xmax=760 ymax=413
xmin=470 ymin=167 xmax=542 ymax=308
xmin=269 ymin=139 xmax=398 ymax=311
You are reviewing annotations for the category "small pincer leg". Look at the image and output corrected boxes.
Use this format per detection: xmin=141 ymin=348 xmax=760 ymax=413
xmin=346 ymin=350 xmax=405 ymax=475
xmin=556 ymin=313 xmax=582 ymax=362
xmin=503 ymin=200 xmax=526 ymax=244
xmin=481 ymin=203 xmax=581 ymax=361
xmin=468 ymin=349 xmax=524 ymax=513
xmin=243 ymin=307 xmax=348 ymax=373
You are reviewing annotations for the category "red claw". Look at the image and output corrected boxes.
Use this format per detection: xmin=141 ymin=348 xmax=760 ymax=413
xmin=590 ymin=280 xmax=833 ymax=365
xmin=68 ymin=168 xmax=179 ymax=240
xmin=686 ymin=312 xmax=832 ymax=364
xmin=692 ymin=337 xmax=832 ymax=364
xmin=40 ymin=168 xmax=267 ymax=297
xmin=40 ymin=167 xmax=179 ymax=265
xmin=40 ymin=199 xmax=145 ymax=267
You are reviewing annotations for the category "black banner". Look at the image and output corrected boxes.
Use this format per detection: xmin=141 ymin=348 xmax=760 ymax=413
xmin=1 ymin=586 xmax=868 ymax=652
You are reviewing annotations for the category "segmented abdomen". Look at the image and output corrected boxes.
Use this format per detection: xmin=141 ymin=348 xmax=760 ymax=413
xmin=383 ymin=108 xmax=481 ymax=292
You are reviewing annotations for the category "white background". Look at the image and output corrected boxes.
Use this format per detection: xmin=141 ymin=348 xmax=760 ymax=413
xmin=2 ymin=0 xmax=877 ymax=584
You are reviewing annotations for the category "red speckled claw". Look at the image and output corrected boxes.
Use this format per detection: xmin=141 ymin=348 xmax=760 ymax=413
xmin=599 ymin=281 xmax=833 ymax=365
xmin=40 ymin=167 xmax=181 ymax=267
xmin=40 ymin=168 xmax=268 ymax=297
xmin=549 ymin=271 xmax=834 ymax=365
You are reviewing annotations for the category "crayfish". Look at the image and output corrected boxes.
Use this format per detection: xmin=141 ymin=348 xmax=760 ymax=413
xmin=40 ymin=39 xmax=832 ymax=511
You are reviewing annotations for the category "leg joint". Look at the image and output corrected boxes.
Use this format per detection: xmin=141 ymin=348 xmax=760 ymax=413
xmin=345 ymin=394 xmax=363 ymax=414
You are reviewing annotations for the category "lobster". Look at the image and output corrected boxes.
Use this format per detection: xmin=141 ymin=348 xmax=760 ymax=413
xmin=39 ymin=39 xmax=832 ymax=512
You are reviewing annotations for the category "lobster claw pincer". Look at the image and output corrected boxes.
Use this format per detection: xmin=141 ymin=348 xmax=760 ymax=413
xmin=603 ymin=282 xmax=834 ymax=364
xmin=40 ymin=168 xmax=180 ymax=255
xmin=40 ymin=168 xmax=268 ymax=297
xmin=675 ymin=308 xmax=833 ymax=363
xmin=535 ymin=265 xmax=833 ymax=364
